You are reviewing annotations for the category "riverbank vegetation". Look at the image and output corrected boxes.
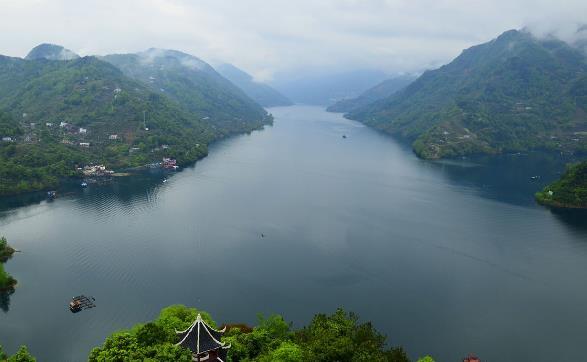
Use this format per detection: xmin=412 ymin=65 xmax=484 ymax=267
xmin=0 ymin=237 xmax=15 ymax=261
xmin=89 ymin=304 xmax=430 ymax=362
xmin=0 ymin=237 xmax=16 ymax=292
xmin=536 ymin=161 xmax=587 ymax=208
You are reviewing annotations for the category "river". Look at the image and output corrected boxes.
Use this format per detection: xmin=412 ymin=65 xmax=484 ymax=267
xmin=0 ymin=105 xmax=586 ymax=361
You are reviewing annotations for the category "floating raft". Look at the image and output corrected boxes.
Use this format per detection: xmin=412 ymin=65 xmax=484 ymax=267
xmin=69 ymin=295 xmax=96 ymax=313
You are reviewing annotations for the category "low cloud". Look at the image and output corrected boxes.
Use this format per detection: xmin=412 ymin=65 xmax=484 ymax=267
xmin=0 ymin=0 xmax=586 ymax=81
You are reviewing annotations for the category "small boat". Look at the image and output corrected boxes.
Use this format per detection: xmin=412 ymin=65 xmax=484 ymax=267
xmin=163 ymin=179 xmax=168 ymax=183
xmin=530 ymin=175 xmax=540 ymax=180
xmin=69 ymin=295 xmax=96 ymax=313
xmin=81 ymin=182 xmax=88 ymax=187
xmin=47 ymin=191 xmax=57 ymax=199
xmin=342 ymin=135 xmax=347 ymax=139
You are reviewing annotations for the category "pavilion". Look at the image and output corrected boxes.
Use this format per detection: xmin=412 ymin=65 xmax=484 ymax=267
xmin=175 ymin=314 xmax=231 ymax=362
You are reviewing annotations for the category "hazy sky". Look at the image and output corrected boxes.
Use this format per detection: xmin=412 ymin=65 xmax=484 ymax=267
xmin=1 ymin=0 xmax=586 ymax=81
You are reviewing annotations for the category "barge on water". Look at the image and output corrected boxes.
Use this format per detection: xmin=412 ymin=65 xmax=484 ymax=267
xmin=69 ymin=295 xmax=96 ymax=313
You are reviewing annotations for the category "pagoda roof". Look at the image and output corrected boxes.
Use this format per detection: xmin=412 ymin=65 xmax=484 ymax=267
xmin=175 ymin=314 xmax=228 ymax=355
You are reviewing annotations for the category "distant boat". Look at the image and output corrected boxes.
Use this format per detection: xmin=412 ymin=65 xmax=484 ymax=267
xmin=163 ymin=179 xmax=168 ymax=183
xmin=342 ymin=135 xmax=347 ymax=139
xmin=530 ymin=175 xmax=540 ymax=180
xmin=81 ymin=182 xmax=88 ymax=187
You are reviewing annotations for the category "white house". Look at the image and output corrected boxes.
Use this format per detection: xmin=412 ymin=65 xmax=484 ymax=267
xmin=79 ymin=142 xmax=90 ymax=147
xmin=109 ymin=134 xmax=118 ymax=140
xmin=60 ymin=121 xmax=68 ymax=128
xmin=46 ymin=122 xmax=53 ymax=127
xmin=79 ymin=128 xmax=87 ymax=134
xmin=2 ymin=137 xmax=12 ymax=142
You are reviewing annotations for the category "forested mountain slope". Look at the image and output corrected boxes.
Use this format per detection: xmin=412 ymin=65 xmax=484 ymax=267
xmin=348 ymin=30 xmax=587 ymax=159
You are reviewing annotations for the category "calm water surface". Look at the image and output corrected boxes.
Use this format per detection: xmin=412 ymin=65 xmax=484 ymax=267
xmin=0 ymin=106 xmax=586 ymax=361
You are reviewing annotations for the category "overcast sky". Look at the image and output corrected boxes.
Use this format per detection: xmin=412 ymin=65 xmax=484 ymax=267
xmin=1 ymin=0 xmax=586 ymax=81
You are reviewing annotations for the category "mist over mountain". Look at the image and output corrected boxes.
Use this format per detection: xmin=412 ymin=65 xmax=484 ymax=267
xmin=25 ymin=43 xmax=79 ymax=61
xmin=327 ymin=75 xmax=416 ymax=113
xmin=271 ymin=69 xmax=388 ymax=106
xmin=216 ymin=63 xmax=292 ymax=107
xmin=102 ymin=49 xmax=268 ymax=136
xmin=348 ymin=29 xmax=587 ymax=159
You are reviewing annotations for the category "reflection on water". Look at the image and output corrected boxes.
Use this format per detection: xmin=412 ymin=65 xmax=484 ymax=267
xmin=0 ymin=106 xmax=586 ymax=362
xmin=550 ymin=208 xmax=587 ymax=233
xmin=426 ymin=152 xmax=578 ymax=207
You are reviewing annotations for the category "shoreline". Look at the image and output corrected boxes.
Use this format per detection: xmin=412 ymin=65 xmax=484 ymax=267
xmin=0 ymin=121 xmax=272 ymax=199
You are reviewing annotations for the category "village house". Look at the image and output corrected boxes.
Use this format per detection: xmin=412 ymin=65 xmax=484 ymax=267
xmin=46 ymin=122 xmax=53 ymax=127
xmin=79 ymin=142 xmax=90 ymax=147
xmin=162 ymin=157 xmax=178 ymax=170
xmin=60 ymin=121 xmax=68 ymax=128
xmin=82 ymin=164 xmax=114 ymax=177
xmin=79 ymin=128 xmax=87 ymax=134
xmin=2 ymin=137 xmax=13 ymax=142
xmin=108 ymin=134 xmax=118 ymax=140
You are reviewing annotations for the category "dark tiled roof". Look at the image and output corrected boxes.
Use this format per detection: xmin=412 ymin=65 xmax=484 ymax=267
xmin=175 ymin=314 xmax=227 ymax=355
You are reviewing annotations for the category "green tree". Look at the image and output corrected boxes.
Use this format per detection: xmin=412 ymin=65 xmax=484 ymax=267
xmin=7 ymin=346 xmax=35 ymax=362
xmin=258 ymin=341 xmax=303 ymax=362
xmin=417 ymin=356 xmax=435 ymax=362
xmin=295 ymin=308 xmax=409 ymax=362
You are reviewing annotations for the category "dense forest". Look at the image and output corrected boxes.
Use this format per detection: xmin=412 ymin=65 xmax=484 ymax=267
xmin=536 ymin=161 xmax=587 ymax=208
xmin=87 ymin=304 xmax=433 ymax=362
xmin=0 ymin=45 xmax=272 ymax=195
xmin=347 ymin=30 xmax=587 ymax=159
xmin=102 ymin=49 xmax=270 ymax=136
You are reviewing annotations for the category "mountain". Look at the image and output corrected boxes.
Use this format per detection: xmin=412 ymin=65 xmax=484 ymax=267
xmin=216 ymin=63 xmax=292 ymax=107
xmin=327 ymin=75 xmax=416 ymax=113
xmin=102 ymin=49 xmax=269 ymax=136
xmin=0 ymin=46 xmax=271 ymax=195
xmin=271 ymin=69 xmax=388 ymax=106
xmin=536 ymin=161 xmax=587 ymax=208
xmin=25 ymin=43 xmax=79 ymax=61
xmin=348 ymin=30 xmax=587 ymax=159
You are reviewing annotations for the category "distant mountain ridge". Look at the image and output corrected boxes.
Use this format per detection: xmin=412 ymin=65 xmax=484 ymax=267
xmin=216 ymin=63 xmax=292 ymax=107
xmin=271 ymin=69 xmax=388 ymax=106
xmin=347 ymin=29 xmax=587 ymax=159
xmin=327 ymin=75 xmax=416 ymax=113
